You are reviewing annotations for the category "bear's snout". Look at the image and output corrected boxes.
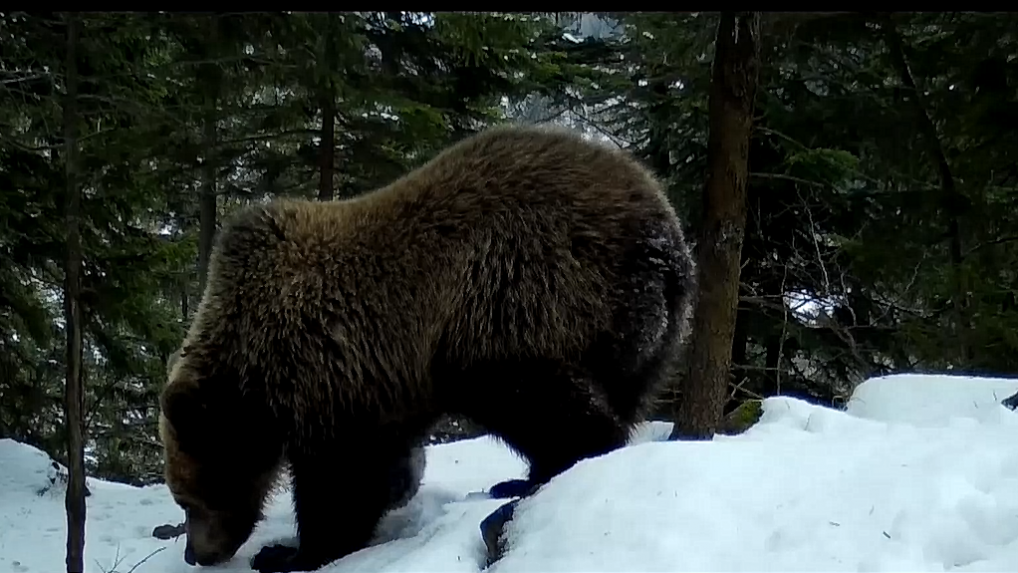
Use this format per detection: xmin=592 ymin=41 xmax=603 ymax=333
xmin=183 ymin=537 xmax=224 ymax=567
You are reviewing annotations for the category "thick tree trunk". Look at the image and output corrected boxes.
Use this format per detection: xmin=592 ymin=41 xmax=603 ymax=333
xmin=62 ymin=13 xmax=87 ymax=573
xmin=318 ymin=86 xmax=336 ymax=201
xmin=672 ymin=12 xmax=761 ymax=441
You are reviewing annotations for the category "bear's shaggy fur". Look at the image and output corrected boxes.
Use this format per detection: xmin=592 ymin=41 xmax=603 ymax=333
xmin=158 ymin=124 xmax=696 ymax=572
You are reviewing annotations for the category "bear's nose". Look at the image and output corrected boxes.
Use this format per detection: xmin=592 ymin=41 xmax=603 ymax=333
xmin=184 ymin=542 xmax=196 ymax=566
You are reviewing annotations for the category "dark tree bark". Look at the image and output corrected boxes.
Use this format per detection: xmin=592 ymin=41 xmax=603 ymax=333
xmin=180 ymin=279 xmax=189 ymax=321
xmin=316 ymin=24 xmax=337 ymax=202
xmin=317 ymin=86 xmax=336 ymax=201
xmin=62 ymin=12 xmax=87 ymax=573
xmin=197 ymin=110 xmax=218 ymax=297
xmin=765 ymin=334 xmax=781 ymax=391
xmin=197 ymin=20 xmax=221 ymax=298
xmin=672 ymin=12 xmax=761 ymax=441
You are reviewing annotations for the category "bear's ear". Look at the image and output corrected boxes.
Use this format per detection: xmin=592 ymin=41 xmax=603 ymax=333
xmin=160 ymin=381 xmax=212 ymax=454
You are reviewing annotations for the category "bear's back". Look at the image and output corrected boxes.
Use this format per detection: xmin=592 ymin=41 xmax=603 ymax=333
xmin=387 ymin=125 xmax=670 ymax=220
xmin=199 ymin=125 xmax=685 ymax=406
xmin=385 ymin=125 xmax=684 ymax=366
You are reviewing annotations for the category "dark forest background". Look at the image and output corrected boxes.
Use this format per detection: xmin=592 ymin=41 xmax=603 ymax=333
xmin=2 ymin=11 xmax=1017 ymax=489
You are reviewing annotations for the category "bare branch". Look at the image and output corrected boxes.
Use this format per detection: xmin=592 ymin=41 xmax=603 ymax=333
xmin=798 ymin=188 xmax=831 ymax=296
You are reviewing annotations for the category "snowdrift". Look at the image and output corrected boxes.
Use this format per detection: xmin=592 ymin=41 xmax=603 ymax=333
xmin=0 ymin=373 xmax=1016 ymax=572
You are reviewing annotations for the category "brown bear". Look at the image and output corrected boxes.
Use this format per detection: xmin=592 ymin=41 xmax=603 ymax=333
xmin=158 ymin=124 xmax=696 ymax=572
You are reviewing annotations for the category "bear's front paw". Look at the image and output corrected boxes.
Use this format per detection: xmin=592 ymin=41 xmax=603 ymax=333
xmin=488 ymin=478 xmax=538 ymax=499
xmin=251 ymin=544 xmax=309 ymax=573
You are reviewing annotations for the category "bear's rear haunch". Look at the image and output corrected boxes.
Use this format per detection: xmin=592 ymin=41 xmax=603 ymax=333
xmin=158 ymin=124 xmax=696 ymax=572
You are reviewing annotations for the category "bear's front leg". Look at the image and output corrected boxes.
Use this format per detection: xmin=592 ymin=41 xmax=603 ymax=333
xmin=251 ymin=444 xmax=417 ymax=573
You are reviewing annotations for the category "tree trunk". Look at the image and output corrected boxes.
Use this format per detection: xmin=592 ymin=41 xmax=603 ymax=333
xmin=765 ymin=334 xmax=781 ymax=391
xmin=318 ymin=86 xmax=336 ymax=201
xmin=316 ymin=19 xmax=337 ymax=203
xmin=198 ymin=113 xmax=217 ymax=297
xmin=62 ymin=13 xmax=87 ymax=573
xmin=197 ymin=35 xmax=220 ymax=298
xmin=180 ymin=278 xmax=189 ymax=321
xmin=672 ymin=12 xmax=761 ymax=441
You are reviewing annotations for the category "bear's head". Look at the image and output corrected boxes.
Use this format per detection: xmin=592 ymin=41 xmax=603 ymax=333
xmin=159 ymin=352 xmax=279 ymax=566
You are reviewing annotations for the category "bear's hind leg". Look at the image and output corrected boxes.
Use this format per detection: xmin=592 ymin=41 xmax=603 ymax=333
xmin=250 ymin=441 xmax=424 ymax=573
xmin=452 ymin=359 xmax=631 ymax=497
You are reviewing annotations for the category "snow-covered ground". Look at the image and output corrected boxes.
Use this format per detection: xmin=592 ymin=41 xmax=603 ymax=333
xmin=2 ymin=373 xmax=1018 ymax=572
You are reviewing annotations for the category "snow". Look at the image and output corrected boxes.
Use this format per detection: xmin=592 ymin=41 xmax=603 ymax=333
xmin=846 ymin=373 xmax=1018 ymax=427
xmin=1 ymin=373 xmax=1018 ymax=572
